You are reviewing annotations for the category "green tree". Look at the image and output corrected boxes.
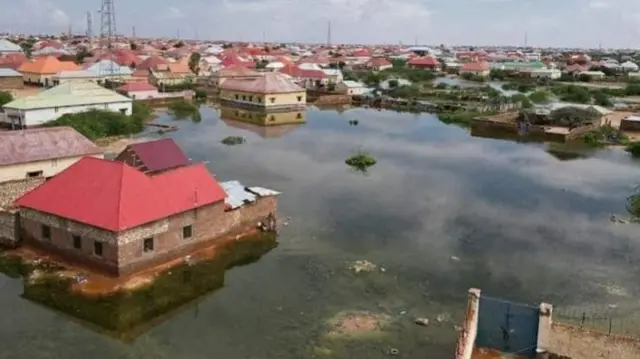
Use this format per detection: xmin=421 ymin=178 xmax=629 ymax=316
xmin=388 ymin=79 xmax=399 ymax=88
xmin=174 ymin=41 xmax=185 ymax=48
xmin=549 ymin=106 xmax=601 ymax=127
xmin=528 ymin=90 xmax=551 ymax=104
xmin=0 ymin=91 xmax=13 ymax=106
xmin=255 ymin=59 xmax=269 ymax=69
xmin=130 ymin=42 xmax=137 ymax=50
xmin=592 ymin=90 xmax=612 ymax=107
xmin=391 ymin=59 xmax=406 ymax=68
xmin=188 ymin=52 xmax=202 ymax=75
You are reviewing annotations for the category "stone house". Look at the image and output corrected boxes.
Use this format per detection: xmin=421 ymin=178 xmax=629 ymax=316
xmin=115 ymin=138 xmax=190 ymax=174
xmin=15 ymin=157 xmax=279 ymax=276
xmin=0 ymin=126 xmax=103 ymax=182
xmin=0 ymin=68 xmax=24 ymax=89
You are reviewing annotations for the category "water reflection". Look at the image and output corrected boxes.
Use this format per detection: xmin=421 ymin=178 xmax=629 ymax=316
xmin=19 ymin=234 xmax=278 ymax=341
xmin=217 ymin=106 xmax=305 ymax=139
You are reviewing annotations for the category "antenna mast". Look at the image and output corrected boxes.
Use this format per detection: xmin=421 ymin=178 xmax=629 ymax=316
xmin=99 ymin=0 xmax=117 ymax=76
xmin=86 ymin=12 xmax=93 ymax=40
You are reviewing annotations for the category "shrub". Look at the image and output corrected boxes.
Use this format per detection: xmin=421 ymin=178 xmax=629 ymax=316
xmin=44 ymin=107 xmax=146 ymax=140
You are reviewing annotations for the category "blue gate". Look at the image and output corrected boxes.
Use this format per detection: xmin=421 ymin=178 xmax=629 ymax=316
xmin=475 ymin=296 xmax=539 ymax=357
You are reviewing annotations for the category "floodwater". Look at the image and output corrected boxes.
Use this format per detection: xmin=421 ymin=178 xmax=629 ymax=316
xmin=3 ymin=105 xmax=640 ymax=358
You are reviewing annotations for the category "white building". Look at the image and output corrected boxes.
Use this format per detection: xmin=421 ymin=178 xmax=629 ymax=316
xmin=336 ymin=80 xmax=370 ymax=95
xmin=1 ymin=81 xmax=133 ymax=128
xmin=529 ymin=68 xmax=561 ymax=80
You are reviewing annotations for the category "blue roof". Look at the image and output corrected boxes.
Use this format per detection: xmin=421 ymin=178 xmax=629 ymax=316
xmin=0 ymin=68 xmax=22 ymax=77
xmin=0 ymin=39 xmax=22 ymax=53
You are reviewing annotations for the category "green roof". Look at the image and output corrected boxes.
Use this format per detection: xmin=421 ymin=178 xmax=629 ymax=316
xmin=3 ymin=81 xmax=132 ymax=110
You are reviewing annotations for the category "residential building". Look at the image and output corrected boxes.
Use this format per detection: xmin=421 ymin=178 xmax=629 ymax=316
xmin=15 ymin=157 xmax=279 ymax=276
xmin=116 ymin=82 xmax=160 ymax=99
xmin=209 ymin=65 xmax=261 ymax=88
xmin=335 ymin=80 xmax=369 ymax=95
xmin=529 ymin=68 xmax=561 ymax=80
xmin=219 ymin=72 xmax=306 ymax=110
xmin=54 ymin=60 xmax=133 ymax=85
xmin=407 ymin=56 xmax=440 ymax=70
xmin=1 ymin=81 xmax=133 ymax=128
xmin=0 ymin=126 xmax=103 ymax=183
xmin=460 ymin=62 xmax=490 ymax=77
xmin=278 ymin=64 xmax=326 ymax=89
xmin=114 ymin=138 xmax=190 ymax=174
xmin=365 ymin=57 xmax=393 ymax=71
xmin=150 ymin=62 xmax=195 ymax=87
xmin=0 ymin=40 xmax=23 ymax=55
xmin=578 ymin=70 xmax=606 ymax=80
xmin=0 ymin=68 xmax=24 ymax=89
xmin=17 ymin=56 xmax=80 ymax=87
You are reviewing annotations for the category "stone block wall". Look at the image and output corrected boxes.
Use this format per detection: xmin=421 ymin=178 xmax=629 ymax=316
xmin=0 ymin=211 xmax=18 ymax=246
xmin=0 ymin=178 xmax=45 ymax=209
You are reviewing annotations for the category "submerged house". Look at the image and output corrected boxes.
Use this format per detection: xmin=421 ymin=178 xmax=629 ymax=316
xmin=114 ymin=138 xmax=190 ymax=174
xmin=15 ymin=157 xmax=280 ymax=276
xmin=219 ymin=72 xmax=306 ymax=110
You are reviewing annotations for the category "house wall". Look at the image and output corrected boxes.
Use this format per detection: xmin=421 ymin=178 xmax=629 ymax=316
xmin=219 ymin=89 xmax=306 ymax=109
xmin=0 ymin=76 xmax=24 ymax=89
xmin=128 ymin=90 xmax=160 ymax=99
xmin=3 ymin=101 xmax=133 ymax=127
xmin=0 ymin=154 xmax=103 ymax=183
xmin=0 ymin=211 xmax=18 ymax=246
xmin=19 ymin=195 xmax=278 ymax=276
xmin=114 ymin=148 xmax=148 ymax=172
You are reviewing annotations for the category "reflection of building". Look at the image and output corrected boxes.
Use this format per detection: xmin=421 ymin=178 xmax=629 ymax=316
xmin=219 ymin=72 xmax=306 ymax=110
xmin=21 ymin=234 xmax=278 ymax=340
xmin=218 ymin=106 xmax=305 ymax=138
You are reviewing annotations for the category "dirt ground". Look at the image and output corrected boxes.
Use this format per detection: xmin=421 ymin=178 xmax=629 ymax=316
xmin=548 ymin=323 xmax=640 ymax=359
xmin=325 ymin=311 xmax=391 ymax=338
xmin=557 ymin=82 xmax=625 ymax=89
xmin=9 ymin=228 xmax=262 ymax=296
xmin=472 ymin=348 xmax=527 ymax=359
xmin=96 ymin=136 xmax=152 ymax=154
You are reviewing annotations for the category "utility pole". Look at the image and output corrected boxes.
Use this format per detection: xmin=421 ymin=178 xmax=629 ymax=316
xmin=86 ymin=12 xmax=93 ymax=40
xmin=524 ymin=31 xmax=528 ymax=48
xmin=176 ymin=29 xmax=180 ymax=39
xmin=132 ymin=25 xmax=136 ymax=38
xmin=327 ymin=20 xmax=331 ymax=46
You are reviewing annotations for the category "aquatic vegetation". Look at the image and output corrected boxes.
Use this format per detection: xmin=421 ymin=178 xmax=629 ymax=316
xmin=345 ymin=151 xmax=377 ymax=172
xmin=625 ymin=142 xmax=640 ymax=158
xmin=168 ymin=99 xmax=201 ymax=122
xmin=221 ymin=136 xmax=246 ymax=145
xmin=437 ymin=111 xmax=484 ymax=128
xmin=348 ymin=119 xmax=359 ymax=126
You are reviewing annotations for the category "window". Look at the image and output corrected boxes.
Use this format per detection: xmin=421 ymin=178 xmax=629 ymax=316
xmin=41 ymin=225 xmax=51 ymax=240
xmin=270 ymin=115 xmax=275 ymax=122
xmin=235 ymin=94 xmax=239 ymax=100
xmin=72 ymin=235 xmax=81 ymax=249
xmin=27 ymin=171 xmax=43 ymax=178
xmin=119 ymin=108 xmax=127 ymax=115
xmin=257 ymin=97 xmax=262 ymax=102
xmin=242 ymin=95 xmax=246 ymax=101
xmin=297 ymin=96 xmax=302 ymax=102
xmin=269 ymin=97 xmax=276 ymax=103
xmin=94 ymin=241 xmax=103 ymax=256
xmin=296 ymin=113 xmax=302 ymax=119
xmin=143 ymin=237 xmax=154 ymax=252
xmin=248 ymin=96 xmax=253 ymax=102
xmin=51 ymin=158 xmax=58 ymax=167
xmin=54 ymin=107 xmax=59 ymax=113
xmin=182 ymin=225 xmax=193 ymax=240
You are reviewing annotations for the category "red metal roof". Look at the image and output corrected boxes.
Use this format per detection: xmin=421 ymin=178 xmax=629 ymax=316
xmin=278 ymin=64 xmax=325 ymax=79
xmin=16 ymin=157 xmax=226 ymax=232
xmin=137 ymin=55 xmax=168 ymax=70
xmin=125 ymin=138 xmax=190 ymax=172
xmin=408 ymin=56 xmax=440 ymax=66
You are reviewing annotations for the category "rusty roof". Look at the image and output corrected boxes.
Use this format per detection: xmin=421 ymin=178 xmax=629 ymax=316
xmin=220 ymin=72 xmax=304 ymax=94
xmin=0 ymin=127 xmax=102 ymax=166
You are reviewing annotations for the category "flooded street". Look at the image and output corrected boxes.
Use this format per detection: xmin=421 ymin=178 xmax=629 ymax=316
xmin=3 ymin=105 xmax=640 ymax=358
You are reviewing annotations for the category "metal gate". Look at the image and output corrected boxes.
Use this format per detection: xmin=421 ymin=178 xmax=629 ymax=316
xmin=475 ymin=296 xmax=540 ymax=357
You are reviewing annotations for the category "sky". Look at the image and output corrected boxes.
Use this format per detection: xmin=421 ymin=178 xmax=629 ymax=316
xmin=1 ymin=0 xmax=640 ymax=48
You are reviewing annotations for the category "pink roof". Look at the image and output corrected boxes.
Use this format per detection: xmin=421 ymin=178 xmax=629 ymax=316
xmin=278 ymin=64 xmax=325 ymax=79
xmin=221 ymin=72 xmax=304 ymax=94
xmin=461 ymin=61 xmax=489 ymax=72
xmin=408 ymin=56 xmax=440 ymax=66
xmin=16 ymin=157 xmax=226 ymax=232
xmin=117 ymin=82 xmax=157 ymax=92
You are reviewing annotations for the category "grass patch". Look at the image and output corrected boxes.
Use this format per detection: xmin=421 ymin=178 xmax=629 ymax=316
xmin=346 ymin=151 xmax=377 ymax=172
xmin=168 ymin=99 xmax=201 ymax=122
xmin=221 ymin=136 xmax=246 ymax=146
xmin=437 ymin=111 xmax=484 ymax=128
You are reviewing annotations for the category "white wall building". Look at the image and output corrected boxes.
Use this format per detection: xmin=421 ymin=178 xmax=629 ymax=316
xmin=1 ymin=81 xmax=133 ymax=128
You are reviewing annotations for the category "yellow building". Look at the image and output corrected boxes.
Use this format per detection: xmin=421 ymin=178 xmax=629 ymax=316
xmin=219 ymin=72 xmax=306 ymax=110
xmin=218 ymin=106 xmax=305 ymax=138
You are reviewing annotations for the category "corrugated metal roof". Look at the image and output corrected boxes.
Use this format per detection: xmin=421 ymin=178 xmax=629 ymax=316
xmin=86 ymin=60 xmax=133 ymax=76
xmin=220 ymin=180 xmax=256 ymax=209
xmin=0 ymin=68 xmax=22 ymax=77
xmin=0 ymin=39 xmax=23 ymax=53
xmin=3 ymin=80 xmax=132 ymax=110
xmin=221 ymin=72 xmax=304 ymax=94
xmin=126 ymin=138 xmax=190 ymax=173
xmin=0 ymin=126 xmax=102 ymax=166
xmin=248 ymin=186 xmax=281 ymax=197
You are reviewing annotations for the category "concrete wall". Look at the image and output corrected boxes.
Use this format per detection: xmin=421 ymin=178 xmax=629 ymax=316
xmin=19 ymin=195 xmax=278 ymax=276
xmin=620 ymin=119 xmax=640 ymax=131
xmin=312 ymin=95 xmax=353 ymax=106
xmin=0 ymin=154 xmax=103 ymax=183
xmin=3 ymin=101 xmax=133 ymax=127
xmin=455 ymin=288 xmax=481 ymax=359
xmin=220 ymin=106 xmax=306 ymax=126
xmin=219 ymin=89 xmax=307 ymax=109
xmin=0 ymin=77 xmax=24 ymax=89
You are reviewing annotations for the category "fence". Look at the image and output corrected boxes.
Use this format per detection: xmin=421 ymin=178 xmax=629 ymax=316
xmin=552 ymin=305 xmax=640 ymax=337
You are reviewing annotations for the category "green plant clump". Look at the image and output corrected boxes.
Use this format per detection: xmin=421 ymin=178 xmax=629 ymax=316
xmin=169 ymin=99 xmax=201 ymax=122
xmin=345 ymin=151 xmax=377 ymax=172
xmin=44 ymin=103 xmax=150 ymax=140
xmin=437 ymin=111 xmax=485 ymax=128
xmin=221 ymin=136 xmax=246 ymax=145
xmin=625 ymin=142 xmax=640 ymax=158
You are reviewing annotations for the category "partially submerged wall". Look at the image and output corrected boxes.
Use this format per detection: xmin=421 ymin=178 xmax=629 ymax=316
xmin=455 ymin=288 xmax=480 ymax=359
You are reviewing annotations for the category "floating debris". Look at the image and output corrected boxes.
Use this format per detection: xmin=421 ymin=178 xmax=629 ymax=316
xmin=389 ymin=348 xmax=399 ymax=355
xmin=325 ymin=310 xmax=391 ymax=338
xmin=414 ymin=317 xmax=429 ymax=326
xmin=345 ymin=151 xmax=377 ymax=172
xmin=221 ymin=136 xmax=246 ymax=146
xmin=349 ymin=260 xmax=377 ymax=273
